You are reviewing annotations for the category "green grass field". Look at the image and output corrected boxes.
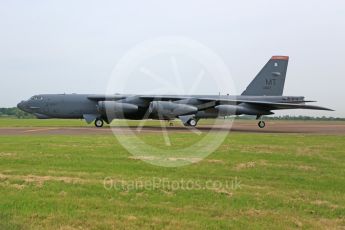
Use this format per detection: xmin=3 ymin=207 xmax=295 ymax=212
xmin=0 ymin=120 xmax=345 ymax=229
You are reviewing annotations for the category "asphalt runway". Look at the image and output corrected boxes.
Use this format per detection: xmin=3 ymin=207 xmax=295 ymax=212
xmin=1 ymin=121 xmax=345 ymax=135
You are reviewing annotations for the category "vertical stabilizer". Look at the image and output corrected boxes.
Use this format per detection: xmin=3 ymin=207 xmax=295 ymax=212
xmin=242 ymin=56 xmax=289 ymax=96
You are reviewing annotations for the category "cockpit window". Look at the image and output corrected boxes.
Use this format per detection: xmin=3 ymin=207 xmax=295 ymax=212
xmin=30 ymin=96 xmax=43 ymax=100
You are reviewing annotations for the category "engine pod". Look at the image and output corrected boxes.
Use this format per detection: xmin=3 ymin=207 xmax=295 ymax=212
xmin=149 ymin=101 xmax=198 ymax=118
xmin=215 ymin=104 xmax=273 ymax=116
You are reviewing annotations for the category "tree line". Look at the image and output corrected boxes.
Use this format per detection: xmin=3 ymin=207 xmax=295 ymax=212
xmin=0 ymin=107 xmax=34 ymax=118
xmin=235 ymin=115 xmax=345 ymax=121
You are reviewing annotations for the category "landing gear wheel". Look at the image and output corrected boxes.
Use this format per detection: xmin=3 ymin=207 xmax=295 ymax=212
xmin=188 ymin=119 xmax=197 ymax=127
xmin=258 ymin=121 xmax=265 ymax=129
xmin=95 ymin=119 xmax=104 ymax=128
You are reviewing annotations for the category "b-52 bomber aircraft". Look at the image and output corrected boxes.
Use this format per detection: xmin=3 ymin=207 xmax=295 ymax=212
xmin=18 ymin=56 xmax=333 ymax=128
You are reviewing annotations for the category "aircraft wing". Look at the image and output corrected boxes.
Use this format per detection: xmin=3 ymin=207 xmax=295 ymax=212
xmin=87 ymin=95 xmax=127 ymax=101
xmin=198 ymin=98 xmax=334 ymax=111
xmin=241 ymin=101 xmax=333 ymax=111
xmin=139 ymin=95 xmax=193 ymax=101
xmin=88 ymin=95 xmax=192 ymax=101
xmin=87 ymin=95 xmax=333 ymax=111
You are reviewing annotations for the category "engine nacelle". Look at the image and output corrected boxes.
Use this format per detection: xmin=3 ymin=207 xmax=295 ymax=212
xmin=215 ymin=105 xmax=271 ymax=116
xmin=98 ymin=101 xmax=138 ymax=118
xmin=149 ymin=101 xmax=197 ymax=118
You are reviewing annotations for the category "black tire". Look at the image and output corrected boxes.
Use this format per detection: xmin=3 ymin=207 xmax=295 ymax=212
xmin=95 ymin=119 xmax=104 ymax=128
xmin=258 ymin=121 xmax=265 ymax=128
xmin=188 ymin=119 xmax=197 ymax=127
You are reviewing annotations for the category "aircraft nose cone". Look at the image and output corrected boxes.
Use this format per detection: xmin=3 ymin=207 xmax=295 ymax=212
xmin=17 ymin=101 xmax=26 ymax=111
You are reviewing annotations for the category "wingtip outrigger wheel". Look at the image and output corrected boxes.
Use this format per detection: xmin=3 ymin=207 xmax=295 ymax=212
xmin=95 ymin=118 xmax=104 ymax=128
xmin=188 ymin=118 xmax=197 ymax=127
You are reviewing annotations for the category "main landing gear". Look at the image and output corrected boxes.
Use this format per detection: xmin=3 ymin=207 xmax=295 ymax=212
xmin=256 ymin=115 xmax=266 ymax=129
xmin=258 ymin=120 xmax=266 ymax=128
xmin=95 ymin=118 xmax=104 ymax=128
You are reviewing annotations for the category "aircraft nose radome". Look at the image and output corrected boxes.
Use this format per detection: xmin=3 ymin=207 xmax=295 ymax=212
xmin=17 ymin=101 xmax=26 ymax=110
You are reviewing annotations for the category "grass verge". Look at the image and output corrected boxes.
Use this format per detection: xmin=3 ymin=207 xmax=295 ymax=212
xmin=0 ymin=133 xmax=344 ymax=229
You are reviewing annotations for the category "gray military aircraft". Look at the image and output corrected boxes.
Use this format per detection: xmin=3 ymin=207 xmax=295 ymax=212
xmin=17 ymin=56 xmax=333 ymax=128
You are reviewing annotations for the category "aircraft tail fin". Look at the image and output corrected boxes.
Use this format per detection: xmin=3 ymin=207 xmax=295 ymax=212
xmin=241 ymin=56 xmax=289 ymax=96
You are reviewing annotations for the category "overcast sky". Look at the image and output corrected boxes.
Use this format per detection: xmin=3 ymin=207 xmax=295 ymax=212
xmin=0 ymin=0 xmax=344 ymax=117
